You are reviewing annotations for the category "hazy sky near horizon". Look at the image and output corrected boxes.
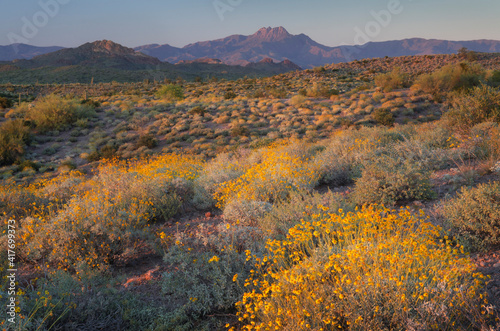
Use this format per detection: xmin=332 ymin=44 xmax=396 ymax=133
xmin=1 ymin=0 xmax=499 ymax=48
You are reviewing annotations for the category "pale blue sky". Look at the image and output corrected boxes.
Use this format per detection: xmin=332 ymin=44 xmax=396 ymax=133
xmin=1 ymin=0 xmax=499 ymax=47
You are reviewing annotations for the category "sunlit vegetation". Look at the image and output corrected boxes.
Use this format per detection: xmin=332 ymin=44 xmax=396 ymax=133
xmin=0 ymin=52 xmax=499 ymax=330
xmin=235 ymin=206 xmax=489 ymax=330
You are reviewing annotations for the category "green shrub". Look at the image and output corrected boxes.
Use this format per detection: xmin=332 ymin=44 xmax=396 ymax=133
xmin=442 ymin=182 xmax=500 ymax=251
xmin=137 ymin=134 xmax=158 ymax=149
xmin=313 ymin=66 xmax=326 ymax=73
xmin=0 ymin=270 xmax=161 ymax=330
xmin=457 ymin=47 xmax=478 ymax=61
xmin=412 ymin=62 xmax=485 ymax=99
xmin=487 ymin=70 xmax=500 ymax=87
xmin=306 ymin=83 xmax=339 ymax=98
xmin=352 ymin=153 xmax=435 ymax=206
xmin=268 ymin=87 xmax=287 ymax=99
xmin=224 ymin=91 xmax=237 ymax=99
xmin=289 ymin=94 xmax=306 ymax=107
xmin=223 ymin=199 xmax=272 ymax=226
xmin=188 ymin=106 xmax=206 ymax=116
xmin=161 ymin=244 xmax=252 ymax=330
xmin=18 ymin=159 xmax=40 ymax=172
xmin=372 ymin=108 xmax=395 ymax=126
xmin=374 ymin=67 xmax=409 ymax=92
xmin=445 ymin=85 xmax=500 ymax=132
xmin=230 ymin=125 xmax=249 ymax=137
xmin=87 ymin=145 xmax=119 ymax=161
xmin=0 ymin=119 xmax=31 ymax=166
xmin=0 ymin=96 xmax=12 ymax=109
xmin=80 ymin=98 xmax=101 ymax=108
xmin=156 ymin=84 xmax=184 ymax=101
xmin=27 ymin=94 xmax=95 ymax=132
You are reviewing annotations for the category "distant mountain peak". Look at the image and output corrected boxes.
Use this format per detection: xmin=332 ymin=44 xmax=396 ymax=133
xmin=83 ymin=40 xmax=137 ymax=55
xmin=25 ymin=40 xmax=162 ymax=68
xmin=252 ymin=26 xmax=291 ymax=41
xmin=259 ymin=57 xmax=275 ymax=64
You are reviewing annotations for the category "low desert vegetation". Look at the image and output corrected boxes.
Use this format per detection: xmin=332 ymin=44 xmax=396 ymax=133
xmin=0 ymin=52 xmax=499 ymax=330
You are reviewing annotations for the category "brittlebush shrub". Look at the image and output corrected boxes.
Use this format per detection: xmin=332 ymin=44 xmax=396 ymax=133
xmin=235 ymin=205 xmax=492 ymax=331
xmin=314 ymin=137 xmax=361 ymax=187
xmin=442 ymin=182 xmax=500 ymax=252
xmin=0 ymin=181 xmax=48 ymax=220
xmin=214 ymin=143 xmax=320 ymax=208
xmin=259 ymin=189 xmax=354 ymax=236
xmin=315 ymin=126 xmax=426 ymax=188
xmin=192 ymin=153 xmax=245 ymax=210
xmin=12 ymin=154 xmax=203 ymax=271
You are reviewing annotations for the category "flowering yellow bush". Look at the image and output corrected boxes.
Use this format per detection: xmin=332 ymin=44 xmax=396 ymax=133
xmin=0 ymin=181 xmax=48 ymax=220
xmin=214 ymin=143 xmax=320 ymax=208
xmin=235 ymin=205 xmax=492 ymax=330
xmin=10 ymin=153 xmax=204 ymax=271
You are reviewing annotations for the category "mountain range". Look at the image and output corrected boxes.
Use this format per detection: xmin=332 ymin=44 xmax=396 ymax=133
xmin=0 ymin=40 xmax=301 ymax=84
xmin=3 ymin=27 xmax=500 ymax=68
xmin=135 ymin=27 xmax=500 ymax=68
